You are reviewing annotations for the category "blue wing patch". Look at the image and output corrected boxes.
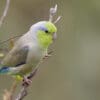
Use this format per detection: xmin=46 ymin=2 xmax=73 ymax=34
xmin=0 ymin=67 xmax=9 ymax=74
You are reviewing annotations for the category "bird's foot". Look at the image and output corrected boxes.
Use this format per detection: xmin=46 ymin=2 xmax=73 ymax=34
xmin=43 ymin=50 xmax=54 ymax=60
xmin=43 ymin=54 xmax=52 ymax=59
xmin=22 ymin=76 xmax=32 ymax=86
xmin=45 ymin=54 xmax=52 ymax=57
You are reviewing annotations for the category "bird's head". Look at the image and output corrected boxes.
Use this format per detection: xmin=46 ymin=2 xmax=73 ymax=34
xmin=30 ymin=21 xmax=57 ymax=48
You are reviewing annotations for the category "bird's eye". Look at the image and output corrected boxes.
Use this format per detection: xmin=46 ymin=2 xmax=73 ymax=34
xmin=45 ymin=30 xmax=49 ymax=33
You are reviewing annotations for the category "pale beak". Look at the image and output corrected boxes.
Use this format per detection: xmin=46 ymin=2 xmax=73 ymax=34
xmin=53 ymin=33 xmax=57 ymax=41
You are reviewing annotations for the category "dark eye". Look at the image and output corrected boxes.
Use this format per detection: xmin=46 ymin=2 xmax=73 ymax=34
xmin=45 ymin=30 xmax=49 ymax=33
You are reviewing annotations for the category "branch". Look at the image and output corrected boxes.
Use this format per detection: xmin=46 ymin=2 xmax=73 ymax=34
xmin=15 ymin=51 xmax=53 ymax=100
xmin=3 ymin=80 xmax=18 ymax=100
xmin=15 ymin=62 xmax=41 ymax=100
xmin=49 ymin=4 xmax=61 ymax=23
xmin=0 ymin=34 xmax=22 ymax=45
xmin=0 ymin=0 xmax=10 ymax=28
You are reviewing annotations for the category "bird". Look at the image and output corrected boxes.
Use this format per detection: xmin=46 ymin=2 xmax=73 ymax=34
xmin=0 ymin=21 xmax=57 ymax=81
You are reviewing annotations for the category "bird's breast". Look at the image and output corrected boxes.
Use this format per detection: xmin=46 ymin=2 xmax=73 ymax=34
xmin=26 ymin=43 xmax=46 ymax=64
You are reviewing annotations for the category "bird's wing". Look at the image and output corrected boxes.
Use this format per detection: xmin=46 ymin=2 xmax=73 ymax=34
xmin=1 ymin=45 xmax=29 ymax=67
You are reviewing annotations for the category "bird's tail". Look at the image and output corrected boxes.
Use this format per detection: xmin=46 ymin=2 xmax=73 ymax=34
xmin=0 ymin=67 xmax=10 ymax=74
xmin=0 ymin=66 xmax=23 ymax=81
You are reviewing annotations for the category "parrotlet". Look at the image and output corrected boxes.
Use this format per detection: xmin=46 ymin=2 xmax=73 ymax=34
xmin=0 ymin=21 xmax=57 ymax=80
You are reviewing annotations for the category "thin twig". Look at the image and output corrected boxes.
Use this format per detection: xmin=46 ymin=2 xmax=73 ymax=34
xmin=49 ymin=4 xmax=61 ymax=23
xmin=49 ymin=4 xmax=57 ymax=22
xmin=0 ymin=0 xmax=21 ymax=46
xmin=0 ymin=34 xmax=22 ymax=45
xmin=0 ymin=0 xmax=10 ymax=28
xmin=54 ymin=16 xmax=62 ymax=24
xmin=15 ymin=63 xmax=40 ymax=100
xmin=15 ymin=86 xmax=27 ymax=100
xmin=3 ymin=80 xmax=18 ymax=100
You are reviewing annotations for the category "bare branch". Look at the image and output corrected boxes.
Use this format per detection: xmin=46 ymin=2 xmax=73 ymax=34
xmin=15 ymin=85 xmax=28 ymax=100
xmin=54 ymin=16 xmax=62 ymax=24
xmin=0 ymin=0 xmax=10 ymax=28
xmin=15 ymin=63 xmax=40 ymax=100
xmin=0 ymin=34 xmax=22 ymax=45
xmin=49 ymin=4 xmax=57 ymax=22
xmin=3 ymin=80 xmax=18 ymax=100
xmin=15 ymin=50 xmax=53 ymax=100
xmin=49 ymin=4 xmax=61 ymax=23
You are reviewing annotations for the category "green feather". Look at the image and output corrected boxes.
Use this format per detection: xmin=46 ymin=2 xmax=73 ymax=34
xmin=46 ymin=22 xmax=57 ymax=33
xmin=37 ymin=22 xmax=57 ymax=49
xmin=37 ymin=30 xmax=53 ymax=48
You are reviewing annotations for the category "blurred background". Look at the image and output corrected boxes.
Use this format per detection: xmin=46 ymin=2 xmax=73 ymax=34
xmin=0 ymin=0 xmax=100 ymax=100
